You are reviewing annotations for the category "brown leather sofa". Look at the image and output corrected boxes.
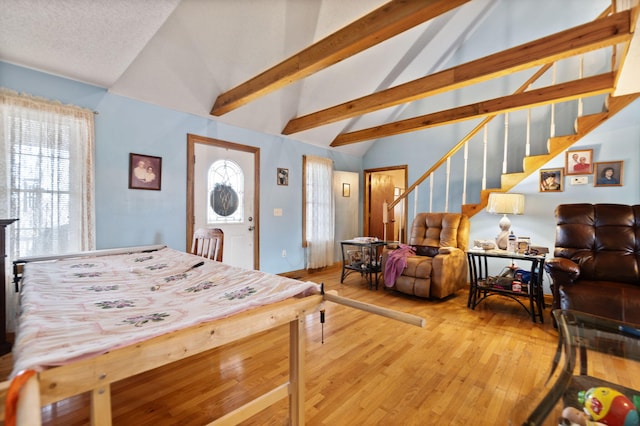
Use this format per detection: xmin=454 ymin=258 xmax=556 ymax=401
xmin=545 ymin=203 xmax=640 ymax=323
xmin=382 ymin=212 xmax=469 ymax=299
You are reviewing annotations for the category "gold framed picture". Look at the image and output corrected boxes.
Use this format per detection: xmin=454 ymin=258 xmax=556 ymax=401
xmin=539 ymin=168 xmax=563 ymax=192
xmin=565 ymin=149 xmax=593 ymax=175
xmin=594 ymin=161 xmax=623 ymax=187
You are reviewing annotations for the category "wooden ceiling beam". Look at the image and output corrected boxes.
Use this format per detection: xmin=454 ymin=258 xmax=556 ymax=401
xmin=330 ymin=72 xmax=615 ymax=146
xmin=284 ymin=10 xmax=632 ymax=135
xmin=210 ymin=0 xmax=470 ymax=116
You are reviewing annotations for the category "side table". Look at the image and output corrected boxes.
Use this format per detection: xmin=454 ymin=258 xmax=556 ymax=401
xmin=515 ymin=309 xmax=640 ymax=425
xmin=340 ymin=240 xmax=386 ymax=289
xmin=467 ymin=249 xmax=546 ymax=323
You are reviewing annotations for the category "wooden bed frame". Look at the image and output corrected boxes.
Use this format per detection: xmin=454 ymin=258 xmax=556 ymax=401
xmin=3 ymin=246 xmax=424 ymax=425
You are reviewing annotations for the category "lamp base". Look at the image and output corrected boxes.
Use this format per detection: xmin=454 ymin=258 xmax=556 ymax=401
xmin=496 ymin=214 xmax=511 ymax=250
xmin=496 ymin=230 xmax=509 ymax=250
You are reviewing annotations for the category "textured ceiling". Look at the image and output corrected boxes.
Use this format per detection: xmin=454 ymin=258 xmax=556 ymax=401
xmin=1 ymin=0 xmax=638 ymax=157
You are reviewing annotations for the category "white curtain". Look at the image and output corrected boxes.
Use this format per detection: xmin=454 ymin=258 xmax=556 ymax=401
xmin=304 ymin=155 xmax=334 ymax=269
xmin=0 ymin=88 xmax=95 ymax=330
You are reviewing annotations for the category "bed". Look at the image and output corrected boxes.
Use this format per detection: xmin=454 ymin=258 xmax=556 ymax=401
xmin=3 ymin=245 xmax=423 ymax=425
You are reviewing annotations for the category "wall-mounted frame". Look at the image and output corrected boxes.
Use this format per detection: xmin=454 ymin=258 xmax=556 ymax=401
xmin=129 ymin=153 xmax=162 ymax=191
xmin=539 ymin=168 xmax=563 ymax=192
xmin=594 ymin=161 xmax=623 ymax=187
xmin=277 ymin=168 xmax=289 ymax=186
xmin=565 ymin=149 xmax=593 ymax=175
xmin=342 ymin=183 xmax=351 ymax=197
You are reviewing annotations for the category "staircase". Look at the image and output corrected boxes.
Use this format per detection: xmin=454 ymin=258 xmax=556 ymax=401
xmin=460 ymin=91 xmax=640 ymax=218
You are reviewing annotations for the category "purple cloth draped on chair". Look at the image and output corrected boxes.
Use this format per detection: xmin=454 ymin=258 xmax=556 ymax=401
xmin=384 ymin=244 xmax=415 ymax=287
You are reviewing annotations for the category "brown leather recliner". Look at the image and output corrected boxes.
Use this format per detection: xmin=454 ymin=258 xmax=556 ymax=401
xmin=545 ymin=204 xmax=640 ymax=323
xmin=383 ymin=212 xmax=469 ymax=299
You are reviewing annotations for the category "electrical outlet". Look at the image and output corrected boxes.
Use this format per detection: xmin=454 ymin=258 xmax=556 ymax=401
xmin=282 ymin=249 xmax=286 ymax=257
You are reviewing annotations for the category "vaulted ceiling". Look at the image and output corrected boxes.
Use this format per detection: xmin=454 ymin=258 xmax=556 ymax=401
xmin=1 ymin=0 xmax=638 ymax=157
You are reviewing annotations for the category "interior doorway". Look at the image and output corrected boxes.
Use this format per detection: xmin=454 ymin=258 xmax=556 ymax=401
xmin=186 ymin=134 xmax=260 ymax=269
xmin=363 ymin=166 xmax=408 ymax=243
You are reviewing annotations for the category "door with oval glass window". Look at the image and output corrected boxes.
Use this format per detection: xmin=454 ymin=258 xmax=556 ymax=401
xmin=188 ymin=135 xmax=258 ymax=270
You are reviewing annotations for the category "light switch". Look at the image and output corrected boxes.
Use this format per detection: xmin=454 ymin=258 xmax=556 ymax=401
xmin=274 ymin=208 xmax=283 ymax=216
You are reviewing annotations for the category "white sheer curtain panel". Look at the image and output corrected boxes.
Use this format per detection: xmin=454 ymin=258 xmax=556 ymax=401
xmin=304 ymin=155 xmax=334 ymax=269
xmin=0 ymin=88 xmax=95 ymax=330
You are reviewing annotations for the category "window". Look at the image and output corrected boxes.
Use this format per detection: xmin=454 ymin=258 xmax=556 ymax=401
xmin=1 ymin=89 xmax=95 ymax=328
xmin=302 ymin=155 xmax=334 ymax=269
xmin=207 ymin=159 xmax=244 ymax=223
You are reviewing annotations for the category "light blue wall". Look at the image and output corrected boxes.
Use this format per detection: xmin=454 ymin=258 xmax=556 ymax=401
xmin=1 ymin=61 xmax=362 ymax=274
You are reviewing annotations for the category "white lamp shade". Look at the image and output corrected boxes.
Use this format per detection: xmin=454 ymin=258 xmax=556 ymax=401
xmin=486 ymin=193 xmax=525 ymax=215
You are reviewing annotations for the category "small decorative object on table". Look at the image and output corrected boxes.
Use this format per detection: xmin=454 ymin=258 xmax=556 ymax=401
xmin=517 ymin=236 xmax=530 ymax=254
xmin=481 ymin=241 xmax=496 ymax=251
xmin=473 ymin=240 xmax=496 ymax=251
xmin=528 ymin=246 xmax=549 ymax=256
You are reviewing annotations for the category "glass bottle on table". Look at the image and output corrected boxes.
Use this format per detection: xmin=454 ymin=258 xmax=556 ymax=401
xmin=507 ymin=231 xmax=517 ymax=253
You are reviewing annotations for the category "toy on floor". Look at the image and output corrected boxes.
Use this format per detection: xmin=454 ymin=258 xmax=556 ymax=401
xmin=562 ymin=406 xmax=606 ymax=425
xmin=577 ymin=387 xmax=639 ymax=426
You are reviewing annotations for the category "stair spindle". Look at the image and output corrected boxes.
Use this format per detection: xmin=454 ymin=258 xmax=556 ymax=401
xmin=482 ymin=124 xmax=488 ymax=190
xmin=502 ymin=113 xmax=509 ymax=174
xmin=550 ymin=63 xmax=556 ymax=137
xmin=445 ymin=157 xmax=451 ymax=212
xmin=462 ymin=142 xmax=469 ymax=205
xmin=526 ymin=109 xmax=531 ymax=156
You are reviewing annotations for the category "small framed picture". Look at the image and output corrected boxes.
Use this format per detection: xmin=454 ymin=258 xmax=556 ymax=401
xmin=539 ymin=168 xmax=563 ymax=192
xmin=565 ymin=149 xmax=593 ymax=175
xmin=594 ymin=161 xmax=623 ymax=187
xmin=342 ymin=183 xmax=351 ymax=197
xmin=517 ymin=238 xmax=530 ymax=255
xmin=129 ymin=153 xmax=162 ymax=191
xmin=277 ymin=168 xmax=289 ymax=186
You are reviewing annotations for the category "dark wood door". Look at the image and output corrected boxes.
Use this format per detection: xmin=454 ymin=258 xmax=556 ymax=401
xmin=368 ymin=174 xmax=394 ymax=240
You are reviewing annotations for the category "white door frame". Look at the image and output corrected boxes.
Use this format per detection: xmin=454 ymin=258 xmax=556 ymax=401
xmin=186 ymin=133 xmax=260 ymax=269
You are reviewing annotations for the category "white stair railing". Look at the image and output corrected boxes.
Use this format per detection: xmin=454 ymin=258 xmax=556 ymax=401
xmin=526 ymin=109 xmax=531 ymax=156
xmin=550 ymin=62 xmax=557 ymax=137
xmin=482 ymin=123 xmax=488 ymax=190
xmin=462 ymin=142 xmax=469 ymax=204
xmin=445 ymin=157 xmax=451 ymax=212
xmin=578 ymin=55 xmax=584 ymax=117
xmin=502 ymin=112 xmax=509 ymax=174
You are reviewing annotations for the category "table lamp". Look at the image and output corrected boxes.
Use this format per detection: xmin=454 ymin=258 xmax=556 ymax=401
xmin=486 ymin=192 xmax=525 ymax=249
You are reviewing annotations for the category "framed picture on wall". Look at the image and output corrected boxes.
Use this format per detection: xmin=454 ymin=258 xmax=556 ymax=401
xmin=277 ymin=168 xmax=289 ymax=186
xmin=342 ymin=183 xmax=350 ymax=197
xmin=539 ymin=168 xmax=563 ymax=192
xmin=129 ymin=153 xmax=162 ymax=191
xmin=594 ymin=161 xmax=623 ymax=187
xmin=565 ymin=149 xmax=593 ymax=175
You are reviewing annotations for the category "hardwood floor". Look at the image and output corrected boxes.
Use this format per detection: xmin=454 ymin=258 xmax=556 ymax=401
xmin=0 ymin=265 xmax=629 ymax=425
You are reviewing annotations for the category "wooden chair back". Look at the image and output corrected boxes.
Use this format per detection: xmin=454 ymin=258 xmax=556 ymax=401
xmin=191 ymin=228 xmax=224 ymax=262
